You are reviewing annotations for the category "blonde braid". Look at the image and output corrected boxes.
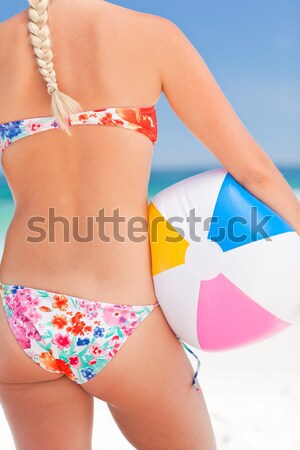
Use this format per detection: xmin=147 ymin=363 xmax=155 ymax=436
xmin=27 ymin=0 xmax=82 ymax=135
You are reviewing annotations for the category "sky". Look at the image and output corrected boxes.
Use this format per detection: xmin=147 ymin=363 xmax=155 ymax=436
xmin=1 ymin=0 xmax=299 ymax=169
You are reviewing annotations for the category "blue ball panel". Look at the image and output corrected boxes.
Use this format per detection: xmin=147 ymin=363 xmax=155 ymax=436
xmin=207 ymin=173 xmax=294 ymax=252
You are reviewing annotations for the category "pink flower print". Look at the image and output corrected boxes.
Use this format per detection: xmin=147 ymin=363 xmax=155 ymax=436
xmin=24 ymin=320 xmax=41 ymax=341
xmin=12 ymin=290 xmax=30 ymax=306
xmin=12 ymin=323 xmax=31 ymax=349
xmin=88 ymin=343 xmax=104 ymax=357
xmin=107 ymin=336 xmax=121 ymax=354
xmin=14 ymin=287 xmax=29 ymax=297
xmin=25 ymin=306 xmax=42 ymax=323
xmin=15 ymin=288 xmax=37 ymax=301
xmin=27 ymin=294 xmax=40 ymax=306
xmin=112 ymin=336 xmax=121 ymax=352
xmin=121 ymin=323 xmax=137 ymax=337
xmin=69 ymin=356 xmax=82 ymax=368
xmin=12 ymin=291 xmax=42 ymax=323
xmin=102 ymin=305 xmax=130 ymax=326
xmin=84 ymin=303 xmax=99 ymax=320
xmin=78 ymin=299 xmax=86 ymax=308
xmin=52 ymin=333 xmax=72 ymax=350
xmin=107 ymin=346 xmax=120 ymax=358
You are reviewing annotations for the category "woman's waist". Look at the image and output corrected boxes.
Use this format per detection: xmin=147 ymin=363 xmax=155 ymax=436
xmin=0 ymin=237 xmax=157 ymax=305
xmin=9 ymin=204 xmax=150 ymax=244
xmin=1 ymin=233 xmax=153 ymax=275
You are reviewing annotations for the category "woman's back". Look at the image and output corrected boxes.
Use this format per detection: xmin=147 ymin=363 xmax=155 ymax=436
xmin=0 ymin=0 xmax=162 ymax=304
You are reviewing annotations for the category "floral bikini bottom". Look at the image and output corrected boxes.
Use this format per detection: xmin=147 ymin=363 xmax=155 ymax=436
xmin=0 ymin=282 xmax=201 ymax=393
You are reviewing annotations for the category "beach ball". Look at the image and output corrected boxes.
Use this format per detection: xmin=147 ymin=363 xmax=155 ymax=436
xmin=148 ymin=167 xmax=300 ymax=351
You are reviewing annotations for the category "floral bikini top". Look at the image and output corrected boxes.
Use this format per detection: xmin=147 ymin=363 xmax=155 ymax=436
xmin=0 ymin=105 xmax=158 ymax=153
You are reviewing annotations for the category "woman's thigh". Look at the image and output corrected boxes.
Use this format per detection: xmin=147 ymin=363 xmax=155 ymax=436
xmin=0 ymin=292 xmax=94 ymax=450
xmin=0 ymin=376 xmax=94 ymax=450
xmin=81 ymin=306 xmax=217 ymax=450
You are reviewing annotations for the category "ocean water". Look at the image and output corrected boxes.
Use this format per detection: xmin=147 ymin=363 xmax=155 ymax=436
xmin=1 ymin=166 xmax=300 ymax=251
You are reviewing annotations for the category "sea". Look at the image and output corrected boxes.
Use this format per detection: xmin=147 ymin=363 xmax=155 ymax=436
xmin=1 ymin=166 xmax=300 ymax=253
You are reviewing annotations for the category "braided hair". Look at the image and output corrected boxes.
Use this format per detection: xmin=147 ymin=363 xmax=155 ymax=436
xmin=27 ymin=0 xmax=82 ymax=135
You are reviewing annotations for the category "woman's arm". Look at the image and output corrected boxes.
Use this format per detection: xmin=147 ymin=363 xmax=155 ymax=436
xmin=155 ymin=17 xmax=300 ymax=236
